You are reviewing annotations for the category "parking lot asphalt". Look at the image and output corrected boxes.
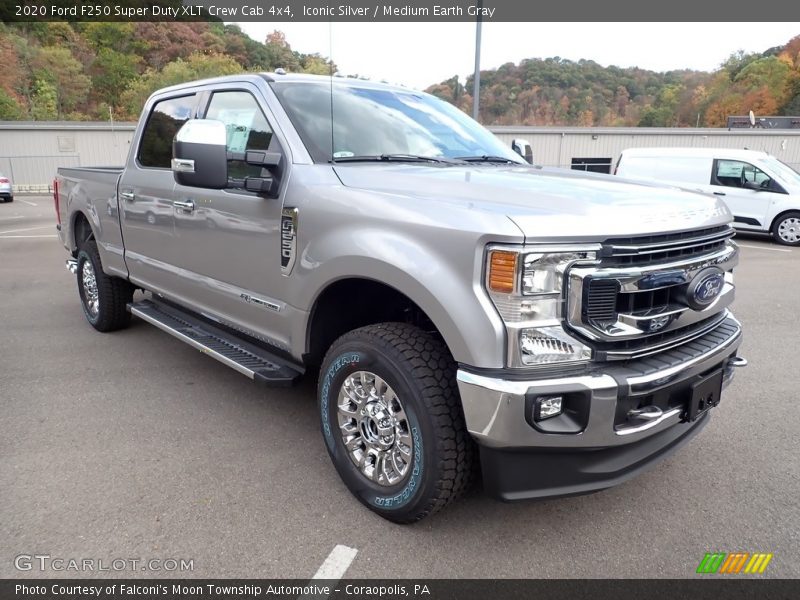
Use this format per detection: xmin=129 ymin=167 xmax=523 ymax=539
xmin=1 ymin=197 xmax=799 ymax=579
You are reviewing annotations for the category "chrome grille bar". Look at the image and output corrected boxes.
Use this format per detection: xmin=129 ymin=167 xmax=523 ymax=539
xmin=566 ymin=226 xmax=738 ymax=360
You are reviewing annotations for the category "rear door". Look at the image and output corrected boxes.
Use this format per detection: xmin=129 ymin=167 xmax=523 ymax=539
xmin=709 ymin=159 xmax=780 ymax=231
xmin=168 ymin=84 xmax=290 ymax=347
xmin=119 ymin=93 xmax=199 ymax=294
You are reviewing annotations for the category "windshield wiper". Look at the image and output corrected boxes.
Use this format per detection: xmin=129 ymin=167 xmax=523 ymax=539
xmin=455 ymin=155 xmax=521 ymax=164
xmin=330 ymin=154 xmax=461 ymax=164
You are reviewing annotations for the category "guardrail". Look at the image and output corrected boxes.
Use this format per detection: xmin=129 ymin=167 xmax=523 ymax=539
xmin=0 ymin=154 xmax=80 ymax=191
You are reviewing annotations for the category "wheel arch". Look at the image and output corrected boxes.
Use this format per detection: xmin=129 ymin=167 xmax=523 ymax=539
xmin=770 ymin=208 xmax=800 ymax=233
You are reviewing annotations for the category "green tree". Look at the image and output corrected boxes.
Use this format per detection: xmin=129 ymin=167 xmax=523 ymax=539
xmin=121 ymin=53 xmax=243 ymax=118
xmin=91 ymin=49 xmax=141 ymax=109
xmin=32 ymin=46 xmax=91 ymax=118
xmin=0 ymin=88 xmax=22 ymax=119
xmin=30 ymin=79 xmax=57 ymax=120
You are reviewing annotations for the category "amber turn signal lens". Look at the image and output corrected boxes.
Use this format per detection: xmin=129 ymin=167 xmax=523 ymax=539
xmin=488 ymin=250 xmax=517 ymax=293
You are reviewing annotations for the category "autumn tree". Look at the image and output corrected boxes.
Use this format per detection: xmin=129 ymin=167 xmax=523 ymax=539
xmin=31 ymin=46 xmax=91 ymax=118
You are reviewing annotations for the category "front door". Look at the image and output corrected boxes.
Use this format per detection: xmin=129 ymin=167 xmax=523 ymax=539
xmin=709 ymin=159 xmax=778 ymax=230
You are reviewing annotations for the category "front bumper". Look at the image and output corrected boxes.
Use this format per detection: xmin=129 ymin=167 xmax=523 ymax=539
xmin=457 ymin=316 xmax=744 ymax=500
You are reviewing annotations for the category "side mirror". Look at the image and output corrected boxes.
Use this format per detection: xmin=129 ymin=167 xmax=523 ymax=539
xmin=742 ymin=180 xmax=763 ymax=191
xmin=511 ymin=138 xmax=533 ymax=164
xmin=233 ymin=150 xmax=282 ymax=197
xmin=172 ymin=119 xmax=228 ymax=189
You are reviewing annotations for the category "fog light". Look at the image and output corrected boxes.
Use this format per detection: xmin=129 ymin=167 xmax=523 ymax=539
xmin=534 ymin=395 xmax=563 ymax=421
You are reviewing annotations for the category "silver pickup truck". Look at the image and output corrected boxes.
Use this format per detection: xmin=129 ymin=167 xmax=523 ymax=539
xmin=55 ymin=72 xmax=746 ymax=523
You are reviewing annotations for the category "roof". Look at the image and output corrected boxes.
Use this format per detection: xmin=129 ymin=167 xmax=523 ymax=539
xmin=490 ymin=125 xmax=800 ymax=136
xmin=619 ymin=147 xmax=772 ymax=159
xmin=154 ymin=71 xmax=418 ymax=97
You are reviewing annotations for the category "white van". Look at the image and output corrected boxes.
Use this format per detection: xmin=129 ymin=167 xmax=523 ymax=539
xmin=615 ymin=147 xmax=800 ymax=246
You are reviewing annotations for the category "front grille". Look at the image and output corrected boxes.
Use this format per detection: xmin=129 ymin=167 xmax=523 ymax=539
xmin=591 ymin=314 xmax=726 ymax=361
xmin=569 ymin=225 xmax=738 ymax=360
xmin=586 ymin=279 xmax=618 ymax=322
xmin=602 ymin=225 xmax=734 ymax=266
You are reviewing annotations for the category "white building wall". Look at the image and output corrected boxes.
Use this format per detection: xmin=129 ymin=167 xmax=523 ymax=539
xmin=489 ymin=126 xmax=800 ymax=171
xmin=1 ymin=121 xmax=800 ymax=187
xmin=0 ymin=122 xmax=135 ymax=188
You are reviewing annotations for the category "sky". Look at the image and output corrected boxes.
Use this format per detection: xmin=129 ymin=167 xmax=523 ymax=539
xmin=237 ymin=22 xmax=800 ymax=90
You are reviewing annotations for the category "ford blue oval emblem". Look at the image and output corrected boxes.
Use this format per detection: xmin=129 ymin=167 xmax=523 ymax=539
xmin=686 ymin=268 xmax=725 ymax=310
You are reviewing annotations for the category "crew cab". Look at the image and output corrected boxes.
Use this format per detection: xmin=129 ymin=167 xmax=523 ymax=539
xmin=55 ymin=73 xmax=746 ymax=523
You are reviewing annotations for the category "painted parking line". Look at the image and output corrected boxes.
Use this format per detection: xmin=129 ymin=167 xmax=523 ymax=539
xmin=0 ymin=215 xmax=24 ymax=221
xmin=0 ymin=234 xmax=58 ymax=239
xmin=310 ymin=544 xmax=358 ymax=580
xmin=297 ymin=544 xmax=358 ymax=600
xmin=20 ymin=199 xmax=38 ymax=207
xmin=0 ymin=225 xmax=53 ymax=235
xmin=737 ymin=243 xmax=792 ymax=253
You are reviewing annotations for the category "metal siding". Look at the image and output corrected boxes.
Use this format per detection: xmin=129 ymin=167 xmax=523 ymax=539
xmin=0 ymin=124 xmax=134 ymax=186
xmin=489 ymin=127 xmax=800 ymax=171
xmin=3 ymin=122 xmax=800 ymax=185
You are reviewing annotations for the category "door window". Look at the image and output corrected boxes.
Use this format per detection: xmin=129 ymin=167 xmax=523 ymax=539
xmin=205 ymin=91 xmax=274 ymax=184
xmin=712 ymin=159 xmax=773 ymax=190
xmin=138 ymin=95 xmax=196 ymax=168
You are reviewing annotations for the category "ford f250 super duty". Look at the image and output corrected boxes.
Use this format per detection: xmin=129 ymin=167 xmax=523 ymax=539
xmin=55 ymin=72 xmax=746 ymax=523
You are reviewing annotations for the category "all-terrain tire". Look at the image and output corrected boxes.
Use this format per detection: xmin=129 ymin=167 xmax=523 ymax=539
xmin=76 ymin=240 xmax=134 ymax=332
xmin=318 ymin=322 xmax=475 ymax=523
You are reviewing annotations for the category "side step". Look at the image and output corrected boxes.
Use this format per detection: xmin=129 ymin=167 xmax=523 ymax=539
xmin=128 ymin=298 xmax=302 ymax=386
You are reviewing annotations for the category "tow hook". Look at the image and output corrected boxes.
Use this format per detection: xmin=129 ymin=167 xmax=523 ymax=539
xmin=66 ymin=258 xmax=78 ymax=274
xmin=726 ymin=356 xmax=748 ymax=368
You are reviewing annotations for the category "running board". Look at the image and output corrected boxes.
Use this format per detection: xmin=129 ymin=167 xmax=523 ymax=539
xmin=128 ymin=299 xmax=302 ymax=386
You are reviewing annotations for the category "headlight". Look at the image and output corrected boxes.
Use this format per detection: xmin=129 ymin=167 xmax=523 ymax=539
xmin=486 ymin=246 xmax=599 ymax=367
xmin=522 ymin=252 xmax=590 ymax=295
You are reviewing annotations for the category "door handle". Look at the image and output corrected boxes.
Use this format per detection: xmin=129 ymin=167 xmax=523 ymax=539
xmin=713 ymin=191 xmax=726 ymax=196
xmin=120 ymin=191 xmax=135 ymax=201
xmin=174 ymin=199 xmax=195 ymax=211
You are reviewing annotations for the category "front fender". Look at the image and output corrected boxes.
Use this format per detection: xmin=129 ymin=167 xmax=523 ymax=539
xmin=294 ymin=226 xmax=507 ymax=368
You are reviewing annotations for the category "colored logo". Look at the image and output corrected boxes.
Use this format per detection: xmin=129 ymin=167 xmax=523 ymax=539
xmin=686 ymin=267 xmax=725 ymax=310
xmin=696 ymin=552 xmax=773 ymax=574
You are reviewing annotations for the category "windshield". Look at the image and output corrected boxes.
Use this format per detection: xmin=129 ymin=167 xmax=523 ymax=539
xmin=270 ymin=81 xmax=524 ymax=164
xmin=762 ymin=157 xmax=800 ymax=187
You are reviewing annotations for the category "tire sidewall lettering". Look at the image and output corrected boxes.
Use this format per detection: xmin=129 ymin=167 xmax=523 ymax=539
xmin=320 ymin=347 xmax=426 ymax=512
xmin=320 ymin=352 xmax=362 ymax=451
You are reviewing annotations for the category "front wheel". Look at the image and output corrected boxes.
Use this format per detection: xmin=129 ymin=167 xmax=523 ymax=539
xmin=772 ymin=211 xmax=800 ymax=246
xmin=318 ymin=323 xmax=475 ymax=523
xmin=76 ymin=240 xmax=134 ymax=331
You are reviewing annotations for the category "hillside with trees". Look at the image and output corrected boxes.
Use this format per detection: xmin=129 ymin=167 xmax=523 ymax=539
xmin=0 ymin=22 xmax=334 ymax=121
xmin=426 ymin=35 xmax=800 ymax=127
xmin=0 ymin=22 xmax=798 ymax=128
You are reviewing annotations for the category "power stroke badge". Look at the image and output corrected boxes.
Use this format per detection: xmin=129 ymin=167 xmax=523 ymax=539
xmin=281 ymin=207 xmax=298 ymax=276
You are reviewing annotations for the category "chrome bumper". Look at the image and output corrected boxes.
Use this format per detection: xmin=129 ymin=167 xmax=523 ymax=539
xmin=457 ymin=316 xmax=744 ymax=449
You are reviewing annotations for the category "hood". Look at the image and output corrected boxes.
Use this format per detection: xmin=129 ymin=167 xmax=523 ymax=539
xmin=333 ymin=164 xmax=732 ymax=242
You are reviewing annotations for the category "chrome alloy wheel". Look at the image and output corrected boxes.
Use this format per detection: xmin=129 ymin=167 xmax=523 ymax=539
xmin=337 ymin=371 xmax=413 ymax=486
xmin=777 ymin=217 xmax=800 ymax=244
xmin=81 ymin=259 xmax=100 ymax=317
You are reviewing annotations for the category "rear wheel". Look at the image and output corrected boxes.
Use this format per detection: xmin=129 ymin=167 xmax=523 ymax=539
xmin=772 ymin=211 xmax=800 ymax=246
xmin=76 ymin=240 xmax=134 ymax=331
xmin=318 ymin=322 xmax=475 ymax=523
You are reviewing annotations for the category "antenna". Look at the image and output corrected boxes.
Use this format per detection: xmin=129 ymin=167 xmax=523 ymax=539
xmin=329 ymin=22 xmax=334 ymax=161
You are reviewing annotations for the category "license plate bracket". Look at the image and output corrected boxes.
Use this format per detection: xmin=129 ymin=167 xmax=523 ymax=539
xmin=684 ymin=369 xmax=723 ymax=422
